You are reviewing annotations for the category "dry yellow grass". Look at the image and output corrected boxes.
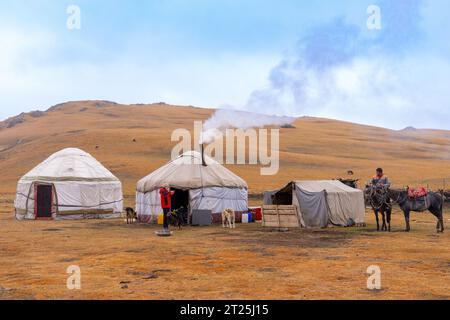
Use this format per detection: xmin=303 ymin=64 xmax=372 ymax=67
xmin=0 ymin=101 xmax=449 ymax=300
xmin=0 ymin=198 xmax=448 ymax=300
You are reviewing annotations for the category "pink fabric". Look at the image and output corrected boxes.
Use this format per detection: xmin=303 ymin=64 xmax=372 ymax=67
xmin=408 ymin=187 xmax=427 ymax=199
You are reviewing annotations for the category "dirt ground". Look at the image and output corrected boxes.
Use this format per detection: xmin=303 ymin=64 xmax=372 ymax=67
xmin=0 ymin=195 xmax=449 ymax=300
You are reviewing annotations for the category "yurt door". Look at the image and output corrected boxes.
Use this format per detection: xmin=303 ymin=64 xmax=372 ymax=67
xmin=35 ymin=185 xmax=53 ymax=219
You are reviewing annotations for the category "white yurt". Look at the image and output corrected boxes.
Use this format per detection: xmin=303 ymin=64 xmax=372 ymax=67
xmin=14 ymin=148 xmax=123 ymax=220
xmin=136 ymin=151 xmax=248 ymax=223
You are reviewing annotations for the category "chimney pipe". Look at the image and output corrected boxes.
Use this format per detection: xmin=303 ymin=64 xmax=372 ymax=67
xmin=201 ymin=143 xmax=207 ymax=167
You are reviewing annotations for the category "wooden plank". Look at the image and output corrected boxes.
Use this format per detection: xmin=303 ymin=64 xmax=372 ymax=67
xmin=276 ymin=205 xmax=281 ymax=228
xmin=264 ymin=210 xmax=297 ymax=215
xmin=262 ymin=209 xmax=265 ymax=227
xmin=262 ymin=209 xmax=295 ymax=215
xmin=294 ymin=206 xmax=300 ymax=226
xmin=264 ymin=209 xmax=295 ymax=214
xmin=262 ymin=205 xmax=299 ymax=228
xmin=263 ymin=205 xmax=296 ymax=210
xmin=262 ymin=215 xmax=281 ymax=222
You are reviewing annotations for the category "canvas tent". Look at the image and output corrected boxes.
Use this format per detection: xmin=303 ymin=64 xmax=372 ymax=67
xmin=136 ymin=151 xmax=248 ymax=223
xmin=263 ymin=190 xmax=278 ymax=205
xmin=15 ymin=148 xmax=123 ymax=220
xmin=265 ymin=180 xmax=365 ymax=228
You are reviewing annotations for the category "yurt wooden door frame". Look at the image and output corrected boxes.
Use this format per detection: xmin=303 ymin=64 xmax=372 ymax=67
xmin=33 ymin=182 xmax=56 ymax=220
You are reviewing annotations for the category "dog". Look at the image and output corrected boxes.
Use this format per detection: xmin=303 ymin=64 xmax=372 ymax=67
xmin=222 ymin=208 xmax=236 ymax=228
xmin=125 ymin=207 xmax=137 ymax=224
xmin=167 ymin=209 xmax=184 ymax=230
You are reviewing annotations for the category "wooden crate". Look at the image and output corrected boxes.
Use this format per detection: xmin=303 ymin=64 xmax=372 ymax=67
xmin=262 ymin=205 xmax=300 ymax=228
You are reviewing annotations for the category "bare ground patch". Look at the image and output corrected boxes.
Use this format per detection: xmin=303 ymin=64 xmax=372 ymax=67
xmin=0 ymin=204 xmax=448 ymax=300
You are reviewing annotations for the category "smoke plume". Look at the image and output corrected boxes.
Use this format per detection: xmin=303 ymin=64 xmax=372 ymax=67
xmin=200 ymin=109 xmax=294 ymax=144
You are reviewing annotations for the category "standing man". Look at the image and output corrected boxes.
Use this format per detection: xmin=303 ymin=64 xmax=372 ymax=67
xmin=371 ymin=168 xmax=391 ymax=188
xmin=159 ymin=187 xmax=175 ymax=231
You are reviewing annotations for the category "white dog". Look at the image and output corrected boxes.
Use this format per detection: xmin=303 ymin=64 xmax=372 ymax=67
xmin=222 ymin=208 xmax=236 ymax=228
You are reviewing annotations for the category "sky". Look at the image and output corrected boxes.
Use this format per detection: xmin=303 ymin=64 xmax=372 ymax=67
xmin=1 ymin=0 xmax=450 ymax=129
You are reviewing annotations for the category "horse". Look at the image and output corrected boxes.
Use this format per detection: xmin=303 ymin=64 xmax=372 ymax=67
xmin=388 ymin=188 xmax=444 ymax=233
xmin=364 ymin=185 xmax=392 ymax=231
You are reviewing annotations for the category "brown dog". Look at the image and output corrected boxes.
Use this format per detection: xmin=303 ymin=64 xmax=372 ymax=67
xmin=167 ymin=209 xmax=184 ymax=230
xmin=125 ymin=207 xmax=136 ymax=224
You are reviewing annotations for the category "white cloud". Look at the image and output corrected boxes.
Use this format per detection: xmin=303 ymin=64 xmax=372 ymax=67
xmin=0 ymin=26 xmax=279 ymax=119
xmin=313 ymin=55 xmax=450 ymax=129
xmin=241 ymin=50 xmax=450 ymax=130
xmin=1 ymin=0 xmax=449 ymax=131
xmin=0 ymin=28 xmax=55 ymax=69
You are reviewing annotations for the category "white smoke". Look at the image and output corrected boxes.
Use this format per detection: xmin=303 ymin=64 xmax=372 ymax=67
xmin=200 ymin=108 xmax=295 ymax=144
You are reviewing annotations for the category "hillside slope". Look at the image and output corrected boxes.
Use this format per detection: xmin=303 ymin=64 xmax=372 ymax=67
xmin=1 ymin=101 xmax=449 ymax=200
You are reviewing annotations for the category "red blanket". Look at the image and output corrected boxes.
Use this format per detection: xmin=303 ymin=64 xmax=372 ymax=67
xmin=408 ymin=187 xmax=427 ymax=199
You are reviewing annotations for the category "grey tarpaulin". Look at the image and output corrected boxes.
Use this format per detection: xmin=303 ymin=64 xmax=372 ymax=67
xmin=295 ymin=187 xmax=328 ymax=228
xmin=294 ymin=181 xmax=365 ymax=227
xmin=263 ymin=190 xmax=277 ymax=205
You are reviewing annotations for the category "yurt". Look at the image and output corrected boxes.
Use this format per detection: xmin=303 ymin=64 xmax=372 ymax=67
xmin=14 ymin=148 xmax=123 ymax=220
xmin=264 ymin=180 xmax=365 ymax=228
xmin=136 ymin=151 xmax=248 ymax=223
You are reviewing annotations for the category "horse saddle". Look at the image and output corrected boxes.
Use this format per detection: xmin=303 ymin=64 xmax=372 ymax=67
xmin=408 ymin=187 xmax=427 ymax=199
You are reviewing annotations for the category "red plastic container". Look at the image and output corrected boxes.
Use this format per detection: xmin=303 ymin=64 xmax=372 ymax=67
xmin=249 ymin=207 xmax=262 ymax=221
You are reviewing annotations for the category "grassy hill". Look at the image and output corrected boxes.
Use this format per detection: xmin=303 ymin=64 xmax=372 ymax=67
xmin=1 ymin=100 xmax=449 ymax=202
